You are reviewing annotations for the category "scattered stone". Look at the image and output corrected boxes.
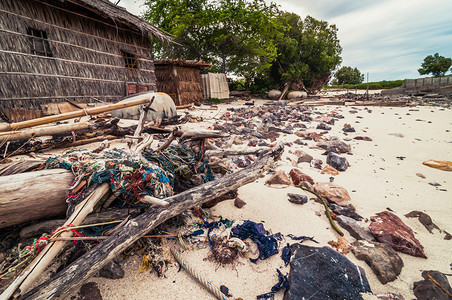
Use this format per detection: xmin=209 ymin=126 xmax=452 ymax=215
xmin=369 ymin=211 xmax=427 ymax=258
xmin=331 ymin=204 xmax=362 ymax=221
xmin=96 ymin=259 xmax=124 ymax=280
xmin=78 ymin=282 xmax=103 ymax=300
xmin=416 ymin=173 xmax=426 ymax=179
xmin=354 ymin=136 xmax=373 ymax=141
xmin=429 ymin=182 xmax=441 ymax=187
xmin=328 ymin=237 xmax=351 ymax=254
xmin=289 ymin=168 xmax=314 ymax=185
xmin=352 ymin=240 xmax=403 ymax=284
xmin=317 ymin=137 xmax=351 ymax=153
xmin=405 ymin=211 xmax=440 ymax=233
xmin=294 ymin=131 xmax=307 ymax=138
xmin=313 ymin=182 xmax=351 ymax=206
xmin=265 ymin=170 xmax=291 ymax=186
xmin=287 ymin=91 xmax=308 ymax=100
xmin=310 ymin=159 xmax=323 ymax=169
xmin=326 ymin=152 xmax=349 ymax=171
xmin=268 ymin=89 xmax=282 ymax=99
xmin=317 ymin=122 xmax=331 ymax=130
xmin=321 ymin=165 xmax=339 ymax=176
xmin=343 ymin=126 xmax=356 ymax=133
xmin=388 ymin=133 xmax=404 ymax=138
xmin=413 ymin=270 xmax=452 ymax=300
xmin=375 ymin=292 xmax=405 ymax=300
xmin=293 ymin=139 xmax=307 ymax=146
xmin=284 ymin=245 xmax=371 ymax=300
xmin=234 ymin=197 xmax=247 ymax=209
xmin=336 ymin=215 xmax=375 ymax=241
xmin=294 ymin=150 xmax=313 ymax=163
xmin=287 ymin=193 xmax=308 ymax=204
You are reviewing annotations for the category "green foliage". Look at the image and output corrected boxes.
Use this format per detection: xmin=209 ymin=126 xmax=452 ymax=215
xmin=144 ymin=0 xmax=280 ymax=77
xmin=144 ymin=1 xmax=342 ymax=91
xmin=418 ymin=53 xmax=452 ymax=77
xmin=327 ymin=80 xmax=405 ymax=90
xmin=252 ymin=13 xmax=342 ymax=91
xmin=333 ymin=66 xmax=364 ymax=85
xmin=205 ymin=97 xmax=221 ymax=103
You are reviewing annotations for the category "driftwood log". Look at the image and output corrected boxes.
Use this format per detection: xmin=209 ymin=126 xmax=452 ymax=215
xmin=0 ymin=160 xmax=44 ymax=176
xmin=22 ymin=145 xmax=284 ymax=299
xmin=0 ymin=169 xmax=73 ymax=229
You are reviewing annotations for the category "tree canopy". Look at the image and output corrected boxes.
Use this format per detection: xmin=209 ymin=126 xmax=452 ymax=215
xmin=418 ymin=53 xmax=452 ymax=77
xmin=332 ymin=66 xmax=364 ymax=85
xmin=144 ymin=0 xmax=342 ymax=90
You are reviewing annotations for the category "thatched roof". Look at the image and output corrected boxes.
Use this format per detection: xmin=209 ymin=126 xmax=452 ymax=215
xmin=62 ymin=0 xmax=172 ymax=42
xmin=154 ymin=59 xmax=211 ymax=70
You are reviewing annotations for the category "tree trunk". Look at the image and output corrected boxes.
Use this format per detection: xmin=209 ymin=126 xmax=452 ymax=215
xmin=22 ymin=145 xmax=284 ymax=299
xmin=0 ymin=169 xmax=73 ymax=229
xmin=0 ymin=160 xmax=44 ymax=176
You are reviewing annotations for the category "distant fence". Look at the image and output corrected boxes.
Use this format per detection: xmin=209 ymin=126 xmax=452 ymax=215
xmin=403 ymin=75 xmax=452 ymax=89
xmin=202 ymin=73 xmax=230 ymax=99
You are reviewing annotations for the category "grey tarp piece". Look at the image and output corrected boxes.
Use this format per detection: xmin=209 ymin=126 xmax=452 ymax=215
xmin=111 ymin=92 xmax=177 ymax=121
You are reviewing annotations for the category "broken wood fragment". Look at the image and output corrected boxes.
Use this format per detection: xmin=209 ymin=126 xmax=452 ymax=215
xmin=22 ymin=145 xmax=284 ymax=299
xmin=0 ymin=169 xmax=73 ymax=229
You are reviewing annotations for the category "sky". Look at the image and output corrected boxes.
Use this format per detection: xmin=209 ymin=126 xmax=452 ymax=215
xmin=112 ymin=0 xmax=452 ymax=82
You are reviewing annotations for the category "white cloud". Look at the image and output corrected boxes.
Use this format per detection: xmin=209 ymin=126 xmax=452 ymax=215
xmin=114 ymin=0 xmax=452 ymax=81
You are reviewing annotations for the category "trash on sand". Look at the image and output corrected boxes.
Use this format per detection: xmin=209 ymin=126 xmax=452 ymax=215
xmin=422 ymin=160 xmax=452 ymax=172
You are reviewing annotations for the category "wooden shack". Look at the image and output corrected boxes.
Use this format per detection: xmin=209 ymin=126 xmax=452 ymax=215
xmin=154 ymin=59 xmax=211 ymax=106
xmin=0 ymin=0 xmax=171 ymax=122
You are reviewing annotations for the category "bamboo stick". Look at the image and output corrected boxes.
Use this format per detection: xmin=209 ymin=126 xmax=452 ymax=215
xmin=0 ymin=95 xmax=154 ymax=132
xmin=0 ymin=122 xmax=90 ymax=142
xmin=1 ymin=183 xmax=110 ymax=300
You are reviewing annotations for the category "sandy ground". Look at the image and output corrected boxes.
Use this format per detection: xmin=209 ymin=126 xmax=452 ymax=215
xmin=79 ymin=98 xmax=452 ymax=300
xmin=2 ymin=93 xmax=450 ymax=299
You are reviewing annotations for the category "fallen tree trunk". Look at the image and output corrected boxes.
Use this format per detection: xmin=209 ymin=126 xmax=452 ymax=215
xmin=0 ymin=169 xmax=73 ymax=229
xmin=22 ymin=144 xmax=284 ymax=299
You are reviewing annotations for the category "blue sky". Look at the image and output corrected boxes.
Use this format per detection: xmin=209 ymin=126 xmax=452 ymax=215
xmin=113 ymin=0 xmax=452 ymax=82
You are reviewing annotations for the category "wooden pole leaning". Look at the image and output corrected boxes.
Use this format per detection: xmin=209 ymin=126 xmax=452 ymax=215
xmin=0 ymin=95 xmax=155 ymax=132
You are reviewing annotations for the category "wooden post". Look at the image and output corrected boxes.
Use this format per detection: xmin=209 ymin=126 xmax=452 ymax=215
xmin=21 ymin=145 xmax=284 ymax=300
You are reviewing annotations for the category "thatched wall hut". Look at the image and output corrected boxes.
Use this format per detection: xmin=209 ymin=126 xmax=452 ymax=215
xmin=154 ymin=59 xmax=211 ymax=106
xmin=0 ymin=0 xmax=171 ymax=121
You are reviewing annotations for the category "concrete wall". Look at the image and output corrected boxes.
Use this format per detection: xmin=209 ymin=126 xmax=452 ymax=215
xmin=404 ymin=75 xmax=452 ymax=88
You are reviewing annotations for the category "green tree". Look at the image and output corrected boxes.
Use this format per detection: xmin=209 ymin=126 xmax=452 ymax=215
xmin=143 ymin=0 xmax=280 ymax=76
xmin=418 ymin=53 xmax=452 ymax=77
xmin=255 ymin=13 xmax=342 ymax=91
xmin=333 ymin=66 xmax=364 ymax=85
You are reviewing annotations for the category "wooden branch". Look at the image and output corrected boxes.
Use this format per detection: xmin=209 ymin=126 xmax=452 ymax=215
xmin=156 ymin=132 xmax=176 ymax=152
xmin=0 ymin=122 xmax=90 ymax=143
xmin=204 ymin=148 xmax=266 ymax=158
xmin=0 ymin=169 xmax=73 ymax=229
xmin=22 ymin=145 xmax=284 ymax=299
xmin=0 ymin=94 xmax=154 ymax=132
xmin=138 ymin=195 xmax=170 ymax=207
xmin=2 ymin=183 xmax=110 ymax=300
xmin=20 ymin=208 xmax=141 ymax=239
